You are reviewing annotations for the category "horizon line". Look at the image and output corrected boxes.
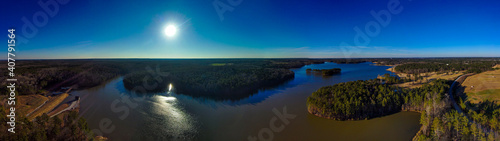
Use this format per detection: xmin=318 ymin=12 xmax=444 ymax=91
xmin=4 ymin=56 xmax=500 ymax=61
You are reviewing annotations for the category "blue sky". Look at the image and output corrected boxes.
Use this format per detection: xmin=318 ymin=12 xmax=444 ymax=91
xmin=2 ymin=0 xmax=500 ymax=59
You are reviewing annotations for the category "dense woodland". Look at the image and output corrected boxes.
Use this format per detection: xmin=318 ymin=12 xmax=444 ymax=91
xmin=307 ymin=79 xmax=402 ymax=120
xmin=306 ymin=68 xmax=341 ymax=76
xmin=394 ymin=61 xmax=498 ymax=74
xmin=464 ymin=100 xmax=500 ymax=135
xmin=415 ymin=97 xmax=500 ymax=140
xmin=123 ymin=66 xmax=294 ymax=100
xmin=306 ymin=76 xmax=449 ymax=120
xmin=0 ymin=106 xmax=94 ymax=141
xmin=372 ymin=57 xmax=500 ymax=66
xmin=416 ymin=109 xmax=496 ymax=140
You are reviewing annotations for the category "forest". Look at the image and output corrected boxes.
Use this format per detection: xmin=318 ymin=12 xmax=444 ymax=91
xmin=306 ymin=76 xmax=449 ymax=119
xmin=307 ymin=79 xmax=402 ymax=120
xmin=123 ymin=66 xmax=294 ymax=100
xmin=394 ymin=61 xmax=497 ymax=74
xmin=415 ymin=97 xmax=500 ymax=140
xmin=0 ymin=106 xmax=95 ymax=141
xmin=372 ymin=57 xmax=499 ymax=66
xmin=306 ymin=68 xmax=341 ymax=76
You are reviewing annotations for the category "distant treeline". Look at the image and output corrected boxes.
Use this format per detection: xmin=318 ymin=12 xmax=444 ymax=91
xmin=371 ymin=57 xmax=500 ymax=66
xmin=306 ymin=68 xmax=341 ymax=76
xmin=395 ymin=61 xmax=497 ymax=74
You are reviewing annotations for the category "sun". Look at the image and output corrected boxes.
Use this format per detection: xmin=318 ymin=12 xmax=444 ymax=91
xmin=164 ymin=25 xmax=177 ymax=37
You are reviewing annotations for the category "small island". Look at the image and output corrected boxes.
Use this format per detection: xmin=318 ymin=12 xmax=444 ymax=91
xmin=306 ymin=68 xmax=341 ymax=76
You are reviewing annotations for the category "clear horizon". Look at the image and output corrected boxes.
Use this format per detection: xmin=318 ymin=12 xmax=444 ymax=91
xmin=6 ymin=56 xmax=500 ymax=61
xmin=2 ymin=0 xmax=500 ymax=59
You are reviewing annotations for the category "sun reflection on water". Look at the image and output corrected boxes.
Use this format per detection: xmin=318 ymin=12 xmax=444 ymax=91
xmin=168 ymin=83 xmax=173 ymax=92
xmin=159 ymin=96 xmax=176 ymax=101
xmin=147 ymin=94 xmax=196 ymax=139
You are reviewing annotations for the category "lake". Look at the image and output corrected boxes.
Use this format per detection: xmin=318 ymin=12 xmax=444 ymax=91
xmin=72 ymin=62 xmax=421 ymax=141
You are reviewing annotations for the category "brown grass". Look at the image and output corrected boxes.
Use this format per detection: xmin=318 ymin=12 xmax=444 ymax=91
xmin=396 ymin=72 xmax=463 ymax=88
xmin=386 ymin=66 xmax=464 ymax=88
xmin=16 ymin=95 xmax=49 ymax=116
xmin=462 ymin=68 xmax=500 ymax=103
xmin=48 ymin=103 xmax=69 ymax=117
xmin=493 ymin=64 xmax=500 ymax=69
xmin=27 ymin=93 xmax=68 ymax=120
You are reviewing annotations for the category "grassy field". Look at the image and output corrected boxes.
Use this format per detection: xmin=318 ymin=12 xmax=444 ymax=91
xmin=27 ymin=93 xmax=69 ymax=120
xmin=48 ymin=103 xmax=69 ymax=117
xmin=210 ymin=63 xmax=233 ymax=66
xmin=462 ymin=68 xmax=500 ymax=103
xmin=387 ymin=66 xmax=464 ymax=88
xmin=17 ymin=95 xmax=49 ymax=116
